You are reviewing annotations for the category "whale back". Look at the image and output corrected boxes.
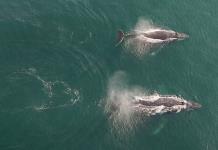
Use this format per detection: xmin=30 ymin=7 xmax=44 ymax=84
xmin=145 ymin=30 xmax=176 ymax=40
xmin=136 ymin=97 xmax=184 ymax=107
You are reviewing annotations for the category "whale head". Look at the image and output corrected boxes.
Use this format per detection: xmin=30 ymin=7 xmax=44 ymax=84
xmin=185 ymin=100 xmax=202 ymax=110
xmin=175 ymin=32 xmax=189 ymax=40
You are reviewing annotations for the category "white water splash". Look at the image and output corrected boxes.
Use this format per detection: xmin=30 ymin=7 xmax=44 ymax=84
xmin=104 ymin=71 xmax=146 ymax=134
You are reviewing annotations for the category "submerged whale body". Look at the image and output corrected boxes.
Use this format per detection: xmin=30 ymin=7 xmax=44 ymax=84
xmin=116 ymin=28 xmax=188 ymax=47
xmin=131 ymin=94 xmax=201 ymax=116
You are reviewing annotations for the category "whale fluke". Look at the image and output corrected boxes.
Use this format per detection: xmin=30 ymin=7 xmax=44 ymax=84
xmin=116 ymin=30 xmax=125 ymax=47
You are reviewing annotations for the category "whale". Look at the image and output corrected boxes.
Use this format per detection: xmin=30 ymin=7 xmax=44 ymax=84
xmin=131 ymin=94 xmax=201 ymax=116
xmin=116 ymin=29 xmax=188 ymax=47
xmin=108 ymin=94 xmax=201 ymax=117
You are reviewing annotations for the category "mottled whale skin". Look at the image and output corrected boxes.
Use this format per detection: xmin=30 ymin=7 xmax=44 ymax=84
xmin=131 ymin=95 xmax=201 ymax=116
xmin=116 ymin=29 xmax=188 ymax=46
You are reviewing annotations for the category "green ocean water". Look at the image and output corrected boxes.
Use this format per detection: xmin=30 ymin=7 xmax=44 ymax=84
xmin=0 ymin=0 xmax=218 ymax=149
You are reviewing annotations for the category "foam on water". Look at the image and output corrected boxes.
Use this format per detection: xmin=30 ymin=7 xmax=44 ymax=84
xmin=8 ymin=68 xmax=81 ymax=112
xmin=23 ymin=68 xmax=80 ymax=100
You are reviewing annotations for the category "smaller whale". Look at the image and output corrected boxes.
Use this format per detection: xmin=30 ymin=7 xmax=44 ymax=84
xmin=116 ymin=29 xmax=188 ymax=47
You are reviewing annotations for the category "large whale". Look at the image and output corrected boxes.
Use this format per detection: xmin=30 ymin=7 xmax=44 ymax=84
xmin=116 ymin=29 xmax=189 ymax=46
xmin=131 ymin=94 xmax=201 ymax=116
xmin=108 ymin=94 xmax=201 ymax=117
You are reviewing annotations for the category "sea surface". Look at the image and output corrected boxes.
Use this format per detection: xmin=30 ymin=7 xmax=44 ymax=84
xmin=0 ymin=0 xmax=218 ymax=150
